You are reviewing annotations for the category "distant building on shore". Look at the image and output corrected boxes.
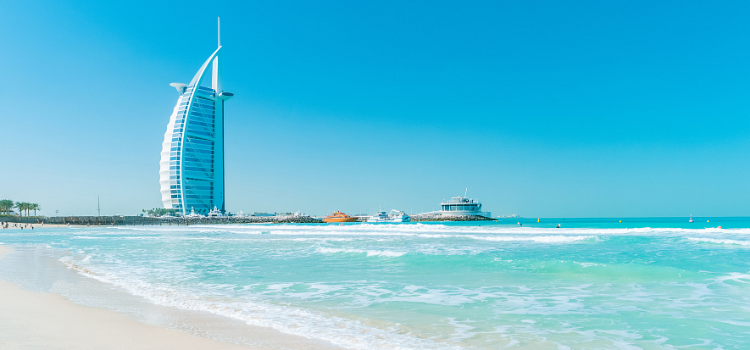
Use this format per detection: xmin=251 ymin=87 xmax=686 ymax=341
xmin=159 ymin=19 xmax=234 ymax=215
xmin=439 ymin=196 xmax=491 ymax=217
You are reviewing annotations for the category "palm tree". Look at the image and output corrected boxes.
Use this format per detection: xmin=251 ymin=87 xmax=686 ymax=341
xmin=16 ymin=202 xmax=32 ymax=217
xmin=31 ymin=203 xmax=40 ymax=216
xmin=0 ymin=199 xmax=12 ymax=215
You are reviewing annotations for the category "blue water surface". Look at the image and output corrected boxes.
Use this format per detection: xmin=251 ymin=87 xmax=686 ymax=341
xmin=1 ymin=217 xmax=749 ymax=349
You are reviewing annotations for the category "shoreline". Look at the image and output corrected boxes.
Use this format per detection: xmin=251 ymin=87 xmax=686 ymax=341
xmin=2 ymin=214 xmax=496 ymax=228
xmin=0 ymin=245 xmax=340 ymax=350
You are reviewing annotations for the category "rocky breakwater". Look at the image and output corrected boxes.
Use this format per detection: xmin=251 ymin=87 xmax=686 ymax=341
xmin=239 ymin=215 xmax=322 ymax=224
xmin=159 ymin=214 xmax=323 ymax=225
xmin=410 ymin=213 xmax=494 ymax=222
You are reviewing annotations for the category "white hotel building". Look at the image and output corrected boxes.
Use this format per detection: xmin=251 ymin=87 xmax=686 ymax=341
xmin=159 ymin=21 xmax=233 ymax=215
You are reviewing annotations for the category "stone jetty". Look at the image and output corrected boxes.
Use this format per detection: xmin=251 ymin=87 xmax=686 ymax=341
xmin=6 ymin=213 xmax=496 ymax=225
xmin=410 ymin=213 xmax=494 ymax=222
xmin=8 ymin=214 xmax=322 ymax=226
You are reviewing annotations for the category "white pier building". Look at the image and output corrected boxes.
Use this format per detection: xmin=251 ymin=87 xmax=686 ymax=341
xmin=439 ymin=196 xmax=491 ymax=217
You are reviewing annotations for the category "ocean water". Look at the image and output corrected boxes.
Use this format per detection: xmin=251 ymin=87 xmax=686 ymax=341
xmin=1 ymin=217 xmax=750 ymax=349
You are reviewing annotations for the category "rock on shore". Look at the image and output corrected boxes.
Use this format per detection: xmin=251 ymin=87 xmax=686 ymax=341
xmin=410 ymin=214 xmax=494 ymax=222
xmin=174 ymin=215 xmax=323 ymax=224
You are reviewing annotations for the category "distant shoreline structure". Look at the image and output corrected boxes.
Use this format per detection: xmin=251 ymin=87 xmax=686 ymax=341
xmin=411 ymin=193 xmax=493 ymax=221
xmin=499 ymin=214 xmax=521 ymax=218
xmin=3 ymin=212 xmax=494 ymax=225
xmin=410 ymin=213 xmax=494 ymax=221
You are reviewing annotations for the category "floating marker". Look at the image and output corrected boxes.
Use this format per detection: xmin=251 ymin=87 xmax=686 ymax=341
xmin=537 ymin=218 xmax=540 ymax=223
xmin=619 ymin=220 xmax=622 ymax=223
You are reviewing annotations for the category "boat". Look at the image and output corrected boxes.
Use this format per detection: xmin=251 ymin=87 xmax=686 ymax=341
xmin=388 ymin=210 xmax=410 ymax=222
xmin=367 ymin=209 xmax=411 ymax=223
xmin=185 ymin=207 xmax=204 ymax=218
xmin=367 ymin=211 xmax=388 ymax=222
xmin=323 ymin=211 xmax=357 ymax=223
xmin=207 ymin=206 xmax=223 ymax=218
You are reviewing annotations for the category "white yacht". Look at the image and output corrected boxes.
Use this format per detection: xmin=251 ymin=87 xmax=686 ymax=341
xmin=367 ymin=209 xmax=411 ymax=223
xmin=186 ymin=207 xmax=205 ymax=218
xmin=207 ymin=206 xmax=223 ymax=218
xmin=388 ymin=210 xmax=410 ymax=222
xmin=367 ymin=211 xmax=388 ymax=222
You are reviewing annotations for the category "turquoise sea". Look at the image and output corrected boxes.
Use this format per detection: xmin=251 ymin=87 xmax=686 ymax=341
xmin=1 ymin=217 xmax=750 ymax=349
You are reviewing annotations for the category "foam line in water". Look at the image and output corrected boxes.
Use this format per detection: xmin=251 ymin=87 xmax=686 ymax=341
xmin=687 ymin=237 xmax=750 ymax=246
xmin=59 ymin=256 xmax=460 ymax=350
xmin=467 ymin=235 xmax=593 ymax=243
xmin=317 ymin=247 xmax=406 ymax=257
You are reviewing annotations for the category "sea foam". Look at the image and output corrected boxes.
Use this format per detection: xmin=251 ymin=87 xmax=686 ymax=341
xmin=59 ymin=256 xmax=460 ymax=350
xmin=317 ymin=247 xmax=406 ymax=257
xmin=687 ymin=237 xmax=750 ymax=246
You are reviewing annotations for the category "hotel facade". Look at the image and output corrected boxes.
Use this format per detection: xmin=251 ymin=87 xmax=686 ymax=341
xmin=159 ymin=23 xmax=233 ymax=215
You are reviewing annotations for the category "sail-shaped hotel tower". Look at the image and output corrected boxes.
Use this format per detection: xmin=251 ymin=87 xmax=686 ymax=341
xmin=159 ymin=19 xmax=233 ymax=215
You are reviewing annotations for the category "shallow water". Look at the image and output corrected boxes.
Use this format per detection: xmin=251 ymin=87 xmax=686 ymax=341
xmin=1 ymin=218 xmax=749 ymax=349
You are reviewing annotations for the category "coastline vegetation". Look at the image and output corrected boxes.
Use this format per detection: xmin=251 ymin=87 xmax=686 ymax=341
xmin=142 ymin=208 xmax=180 ymax=217
xmin=0 ymin=200 xmax=40 ymax=217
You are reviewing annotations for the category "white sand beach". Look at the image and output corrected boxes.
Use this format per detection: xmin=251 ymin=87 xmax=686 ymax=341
xmin=0 ymin=246 xmax=339 ymax=350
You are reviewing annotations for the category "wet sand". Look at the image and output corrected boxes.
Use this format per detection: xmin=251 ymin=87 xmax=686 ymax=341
xmin=0 ymin=246 xmax=339 ymax=349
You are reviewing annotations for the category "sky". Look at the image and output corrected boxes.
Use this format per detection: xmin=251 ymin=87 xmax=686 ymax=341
xmin=1 ymin=0 xmax=749 ymax=218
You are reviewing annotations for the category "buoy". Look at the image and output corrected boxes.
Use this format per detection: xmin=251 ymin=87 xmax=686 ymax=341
xmin=689 ymin=215 xmax=693 ymax=223
xmin=537 ymin=218 xmax=540 ymax=223
xmin=707 ymin=220 xmax=710 ymax=223
xmin=718 ymin=226 xmax=722 ymax=229
xmin=619 ymin=220 xmax=622 ymax=223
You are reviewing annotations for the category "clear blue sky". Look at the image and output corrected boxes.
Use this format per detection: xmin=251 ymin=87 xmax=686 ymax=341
xmin=1 ymin=0 xmax=749 ymax=217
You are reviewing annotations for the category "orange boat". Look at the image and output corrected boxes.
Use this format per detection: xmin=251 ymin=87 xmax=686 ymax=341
xmin=323 ymin=211 xmax=357 ymax=223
